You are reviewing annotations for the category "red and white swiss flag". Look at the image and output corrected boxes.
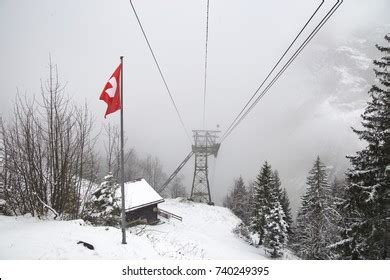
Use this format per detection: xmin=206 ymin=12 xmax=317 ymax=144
xmin=100 ymin=63 xmax=121 ymax=118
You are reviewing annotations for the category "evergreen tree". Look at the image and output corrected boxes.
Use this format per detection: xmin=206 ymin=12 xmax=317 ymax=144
xmin=272 ymin=171 xmax=282 ymax=199
xmin=263 ymin=170 xmax=288 ymax=257
xmin=228 ymin=176 xmax=250 ymax=224
xmin=330 ymin=178 xmax=346 ymax=203
xmin=272 ymin=171 xmax=293 ymax=235
xmin=294 ymin=156 xmax=335 ymax=259
xmin=250 ymin=162 xmax=288 ymax=257
xmin=251 ymin=162 xmax=273 ymax=245
xmin=328 ymin=177 xmax=348 ymax=259
xmin=280 ymin=188 xmax=293 ymax=236
xmin=83 ymin=173 xmax=121 ymax=226
xmin=247 ymin=181 xmax=255 ymax=212
xmin=337 ymin=34 xmax=390 ymax=260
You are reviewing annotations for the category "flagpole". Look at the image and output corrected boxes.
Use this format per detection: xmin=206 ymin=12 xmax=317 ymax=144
xmin=120 ymin=56 xmax=127 ymax=244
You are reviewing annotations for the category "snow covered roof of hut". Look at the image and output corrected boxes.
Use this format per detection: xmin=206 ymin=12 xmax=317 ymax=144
xmin=119 ymin=178 xmax=164 ymax=211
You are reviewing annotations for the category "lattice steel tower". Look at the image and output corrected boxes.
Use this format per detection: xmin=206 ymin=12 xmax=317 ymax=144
xmin=189 ymin=130 xmax=220 ymax=205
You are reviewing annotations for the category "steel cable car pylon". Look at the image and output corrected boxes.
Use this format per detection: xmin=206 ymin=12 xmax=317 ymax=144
xmin=189 ymin=130 xmax=220 ymax=205
xmin=157 ymin=129 xmax=220 ymax=206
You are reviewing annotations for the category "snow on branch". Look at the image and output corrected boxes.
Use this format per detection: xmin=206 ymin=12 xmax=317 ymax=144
xmin=33 ymin=192 xmax=59 ymax=219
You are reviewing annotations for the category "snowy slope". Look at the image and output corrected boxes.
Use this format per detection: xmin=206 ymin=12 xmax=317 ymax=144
xmin=142 ymin=199 xmax=267 ymax=259
xmin=0 ymin=198 xmax=272 ymax=260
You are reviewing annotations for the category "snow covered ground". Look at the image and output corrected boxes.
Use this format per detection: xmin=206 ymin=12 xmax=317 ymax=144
xmin=0 ymin=198 xmax=293 ymax=260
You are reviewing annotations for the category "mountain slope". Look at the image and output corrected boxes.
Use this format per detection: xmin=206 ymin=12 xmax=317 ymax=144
xmin=0 ymin=199 xmax=271 ymax=260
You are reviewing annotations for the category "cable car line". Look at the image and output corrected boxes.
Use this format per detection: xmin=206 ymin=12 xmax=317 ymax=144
xmin=128 ymin=0 xmax=193 ymax=144
xmin=220 ymin=0 xmax=325 ymax=141
xmin=202 ymin=0 xmax=211 ymax=129
xmin=221 ymin=0 xmax=343 ymax=142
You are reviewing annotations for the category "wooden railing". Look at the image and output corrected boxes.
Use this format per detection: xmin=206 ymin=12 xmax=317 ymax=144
xmin=158 ymin=208 xmax=182 ymax=222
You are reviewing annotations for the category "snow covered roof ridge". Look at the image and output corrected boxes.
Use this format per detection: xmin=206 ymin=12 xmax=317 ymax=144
xmin=118 ymin=178 xmax=164 ymax=212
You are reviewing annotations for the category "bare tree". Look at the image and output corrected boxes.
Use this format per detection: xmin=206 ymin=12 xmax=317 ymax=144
xmin=1 ymin=60 xmax=98 ymax=219
xmin=102 ymin=123 xmax=138 ymax=183
xmin=169 ymin=176 xmax=187 ymax=198
xmin=138 ymin=155 xmax=167 ymax=190
xmin=104 ymin=123 xmax=119 ymax=174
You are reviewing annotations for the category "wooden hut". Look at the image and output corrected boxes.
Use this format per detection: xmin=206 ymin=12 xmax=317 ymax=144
xmin=119 ymin=178 xmax=164 ymax=226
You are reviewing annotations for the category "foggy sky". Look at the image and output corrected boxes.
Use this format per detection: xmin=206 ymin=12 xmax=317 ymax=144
xmin=1 ymin=0 xmax=389 ymax=214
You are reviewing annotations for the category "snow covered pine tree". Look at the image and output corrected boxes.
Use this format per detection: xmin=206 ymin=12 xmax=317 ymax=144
xmin=274 ymin=171 xmax=293 ymax=237
xmin=336 ymin=33 xmax=390 ymax=260
xmin=280 ymin=189 xmax=293 ymax=235
xmin=294 ymin=156 xmax=336 ymax=259
xmin=251 ymin=162 xmax=272 ymax=246
xmin=224 ymin=176 xmax=250 ymax=224
xmin=263 ymin=170 xmax=288 ymax=258
xmin=83 ymin=173 xmax=121 ymax=226
xmin=250 ymin=162 xmax=288 ymax=257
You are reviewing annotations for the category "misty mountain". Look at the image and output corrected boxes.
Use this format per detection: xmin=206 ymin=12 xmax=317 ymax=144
xmin=285 ymin=25 xmax=388 ymax=217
